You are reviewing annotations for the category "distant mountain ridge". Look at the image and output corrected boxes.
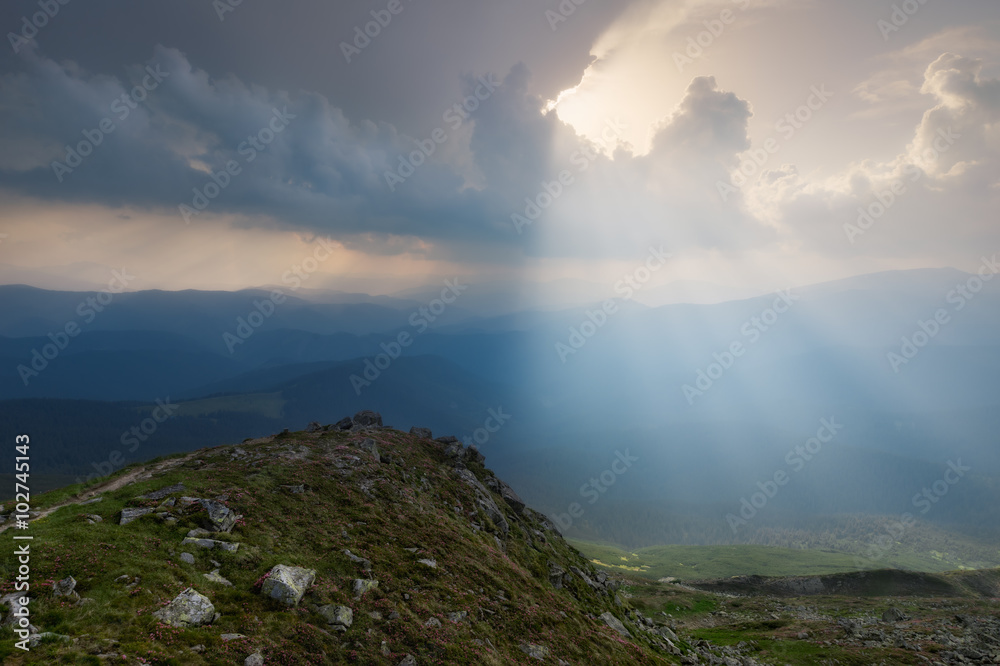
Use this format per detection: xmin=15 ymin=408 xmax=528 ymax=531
xmin=2 ymin=266 xmax=999 ymax=555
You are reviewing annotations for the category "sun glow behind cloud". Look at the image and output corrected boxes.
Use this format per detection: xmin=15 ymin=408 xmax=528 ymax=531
xmin=545 ymin=1 xmax=700 ymax=156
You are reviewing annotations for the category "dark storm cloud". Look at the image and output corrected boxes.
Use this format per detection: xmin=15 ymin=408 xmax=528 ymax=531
xmin=0 ymin=0 xmax=631 ymax=136
xmin=0 ymin=37 xmax=772 ymax=259
xmin=0 ymin=0 xmax=651 ymax=257
xmin=0 ymin=45 xmax=567 ymax=249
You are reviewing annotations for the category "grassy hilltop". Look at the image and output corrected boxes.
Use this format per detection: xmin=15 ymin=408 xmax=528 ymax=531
xmin=1 ymin=413 xmax=998 ymax=665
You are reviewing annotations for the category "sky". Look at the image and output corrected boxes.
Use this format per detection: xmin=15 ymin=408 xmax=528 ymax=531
xmin=0 ymin=0 xmax=997 ymax=300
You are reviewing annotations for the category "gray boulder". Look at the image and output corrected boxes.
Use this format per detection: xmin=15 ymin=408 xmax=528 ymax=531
xmin=319 ymin=604 xmax=353 ymax=629
xmin=409 ymin=427 xmax=432 ymax=439
xmin=548 ymin=563 xmax=566 ymax=588
xmin=181 ymin=537 xmax=239 ymax=552
xmin=520 ymin=642 xmax=550 ymax=660
xmin=344 ymin=549 xmax=372 ymax=572
xmin=152 ymin=588 xmax=215 ymax=628
xmin=119 ymin=507 xmax=154 ymax=525
xmin=52 ymin=576 xmax=77 ymax=598
xmin=1 ymin=593 xmax=28 ymax=626
xmin=882 ymin=607 xmax=908 ymax=623
xmin=261 ymin=565 xmax=315 ymax=606
xmin=352 ymin=578 xmax=379 ymax=599
xmin=571 ymin=566 xmax=604 ymax=594
xmin=245 ymin=653 xmax=264 ymax=666
xmin=359 ymin=438 xmax=380 ymax=463
xmin=140 ymin=483 xmax=185 ymax=501
xmin=204 ymin=569 xmax=233 ymax=587
xmin=599 ymin=611 xmax=631 ymax=638
xmin=658 ymin=625 xmax=678 ymax=642
xmin=29 ymin=632 xmax=70 ymax=648
xmin=498 ymin=481 xmax=525 ymax=514
xmin=353 ymin=410 xmax=382 ymax=427
xmin=199 ymin=499 xmax=236 ymax=533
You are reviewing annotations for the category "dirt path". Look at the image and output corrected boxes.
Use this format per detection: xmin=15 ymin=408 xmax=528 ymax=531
xmin=0 ymin=453 xmax=200 ymax=534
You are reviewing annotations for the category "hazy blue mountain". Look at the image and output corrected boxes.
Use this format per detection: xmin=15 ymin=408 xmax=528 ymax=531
xmin=3 ymin=267 xmax=999 ymax=550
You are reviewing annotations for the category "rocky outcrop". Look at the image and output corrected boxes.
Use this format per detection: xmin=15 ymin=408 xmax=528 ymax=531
xmin=358 ymin=438 xmax=381 ymax=463
xmin=453 ymin=467 xmax=509 ymax=537
xmin=6 ymin=414 xmax=793 ymax=664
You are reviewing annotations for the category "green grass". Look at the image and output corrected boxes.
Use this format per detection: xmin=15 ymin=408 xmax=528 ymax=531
xmin=166 ymin=392 xmax=286 ymax=419
xmin=571 ymin=541 xmax=874 ymax=580
xmin=621 ymin=576 xmax=957 ymax=666
xmin=0 ymin=429 xmax=681 ymax=665
xmin=569 ymin=538 xmax=997 ymax=581
xmin=5 ymin=425 xmax=994 ymax=664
